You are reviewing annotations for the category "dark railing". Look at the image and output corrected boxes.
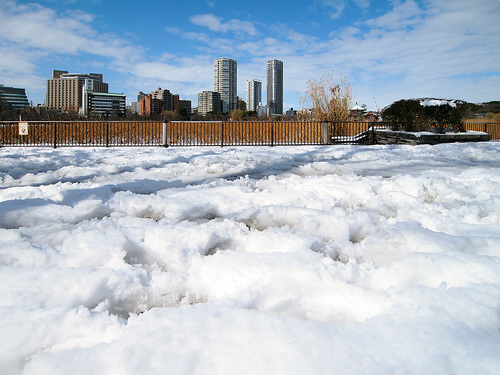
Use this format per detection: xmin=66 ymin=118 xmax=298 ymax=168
xmin=1 ymin=120 xmax=498 ymax=147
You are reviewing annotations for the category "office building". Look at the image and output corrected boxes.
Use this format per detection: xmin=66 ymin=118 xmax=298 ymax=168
xmin=46 ymin=70 xmax=108 ymax=112
xmin=81 ymin=88 xmax=126 ymax=116
xmin=151 ymin=87 xmax=173 ymax=111
xmin=0 ymin=85 xmax=30 ymax=110
xmin=267 ymin=59 xmax=283 ymax=115
xmin=257 ymin=105 xmax=268 ymax=118
xmin=214 ymin=58 xmax=237 ymax=113
xmin=178 ymin=100 xmax=192 ymax=114
xmin=129 ymin=102 xmax=139 ymax=114
xmin=137 ymin=92 xmax=146 ymax=102
xmin=172 ymin=94 xmax=180 ymax=111
xmin=246 ymin=79 xmax=262 ymax=112
xmin=171 ymin=94 xmax=191 ymax=114
xmin=80 ymin=78 xmax=125 ymax=116
xmin=140 ymin=94 xmax=163 ymax=116
xmin=198 ymin=91 xmax=222 ymax=116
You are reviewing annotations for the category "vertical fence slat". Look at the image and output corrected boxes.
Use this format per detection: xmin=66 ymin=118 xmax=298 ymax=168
xmin=53 ymin=122 xmax=57 ymax=148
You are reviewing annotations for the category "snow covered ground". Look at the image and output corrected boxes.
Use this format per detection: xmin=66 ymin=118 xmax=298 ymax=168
xmin=1 ymin=143 xmax=500 ymax=374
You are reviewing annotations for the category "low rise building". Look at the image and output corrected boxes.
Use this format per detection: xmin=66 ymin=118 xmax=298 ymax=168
xmin=81 ymin=90 xmax=126 ymax=116
xmin=0 ymin=85 xmax=30 ymax=110
xmin=237 ymin=97 xmax=246 ymax=111
xmin=129 ymin=101 xmax=139 ymax=114
xmin=140 ymin=94 xmax=163 ymax=116
xmin=151 ymin=88 xmax=173 ymax=111
xmin=198 ymin=91 xmax=222 ymax=116
xmin=178 ymin=99 xmax=192 ymax=114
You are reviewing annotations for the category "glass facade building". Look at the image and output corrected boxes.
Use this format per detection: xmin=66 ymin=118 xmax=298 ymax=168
xmin=267 ymin=60 xmax=283 ymax=115
xmin=0 ymin=85 xmax=30 ymax=110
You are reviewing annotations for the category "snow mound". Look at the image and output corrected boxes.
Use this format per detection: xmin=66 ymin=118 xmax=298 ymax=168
xmin=419 ymin=97 xmax=464 ymax=107
xmin=1 ymin=144 xmax=500 ymax=374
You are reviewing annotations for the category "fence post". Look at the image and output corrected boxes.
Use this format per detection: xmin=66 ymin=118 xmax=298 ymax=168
xmin=53 ymin=122 xmax=57 ymax=148
xmin=372 ymin=124 xmax=376 ymax=145
xmin=106 ymin=122 xmax=109 ymax=147
xmin=162 ymin=122 xmax=168 ymax=147
xmin=323 ymin=122 xmax=329 ymax=144
xmin=271 ymin=122 xmax=274 ymax=147
xmin=221 ymin=121 xmax=224 ymax=148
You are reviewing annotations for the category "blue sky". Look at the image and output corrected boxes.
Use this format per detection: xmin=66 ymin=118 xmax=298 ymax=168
xmin=1 ymin=0 xmax=499 ymax=111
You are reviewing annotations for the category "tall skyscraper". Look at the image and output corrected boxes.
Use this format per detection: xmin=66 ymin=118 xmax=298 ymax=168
xmin=214 ymin=58 xmax=237 ymax=113
xmin=267 ymin=59 xmax=283 ymax=115
xmin=246 ymin=79 xmax=262 ymax=112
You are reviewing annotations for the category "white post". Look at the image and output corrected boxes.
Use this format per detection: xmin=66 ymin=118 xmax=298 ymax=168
xmin=323 ymin=122 xmax=329 ymax=144
xmin=162 ymin=122 xmax=168 ymax=147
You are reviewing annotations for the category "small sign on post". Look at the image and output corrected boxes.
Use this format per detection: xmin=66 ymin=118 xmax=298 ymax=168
xmin=19 ymin=122 xmax=29 ymax=136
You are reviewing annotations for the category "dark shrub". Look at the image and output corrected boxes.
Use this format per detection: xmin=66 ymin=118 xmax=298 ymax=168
xmin=383 ymin=99 xmax=468 ymax=133
xmin=381 ymin=99 xmax=426 ymax=132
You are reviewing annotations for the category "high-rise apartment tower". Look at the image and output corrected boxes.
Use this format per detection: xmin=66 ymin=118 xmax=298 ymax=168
xmin=246 ymin=79 xmax=262 ymax=112
xmin=267 ymin=59 xmax=283 ymax=115
xmin=214 ymin=58 xmax=237 ymax=113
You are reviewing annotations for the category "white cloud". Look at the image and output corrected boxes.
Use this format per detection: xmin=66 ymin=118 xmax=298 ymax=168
xmin=190 ymin=14 xmax=259 ymax=36
xmin=314 ymin=0 xmax=370 ymax=20
xmin=165 ymin=26 xmax=211 ymax=44
xmin=365 ymin=0 xmax=423 ymax=30
xmin=0 ymin=1 xmax=142 ymax=65
xmin=306 ymin=0 xmax=500 ymax=106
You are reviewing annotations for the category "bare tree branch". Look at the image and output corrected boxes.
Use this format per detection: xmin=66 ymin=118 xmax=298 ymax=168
xmin=299 ymin=71 xmax=353 ymax=122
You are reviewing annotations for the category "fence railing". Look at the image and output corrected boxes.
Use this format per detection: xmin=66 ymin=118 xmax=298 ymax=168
xmin=167 ymin=121 xmax=328 ymax=146
xmin=1 ymin=120 xmax=498 ymax=147
xmin=0 ymin=121 xmax=163 ymax=147
xmin=463 ymin=122 xmax=500 ymax=141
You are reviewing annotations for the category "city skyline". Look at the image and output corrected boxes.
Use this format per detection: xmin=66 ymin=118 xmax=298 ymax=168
xmin=1 ymin=0 xmax=499 ymax=111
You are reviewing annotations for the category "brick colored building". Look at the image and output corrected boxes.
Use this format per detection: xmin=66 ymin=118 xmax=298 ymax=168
xmin=140 ymin=94 xmax=163 ymax=116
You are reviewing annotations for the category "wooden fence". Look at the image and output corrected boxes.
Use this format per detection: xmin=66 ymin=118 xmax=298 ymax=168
xmin=0 ymin=120 xmax=498 ymax=147
xmin=166 ymin=121 xmax=327 ymax=146
xmin=0 ymin=121 xmax=163 ymax=147
xmin=462 ymin=122 xmax=500 ymax=142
